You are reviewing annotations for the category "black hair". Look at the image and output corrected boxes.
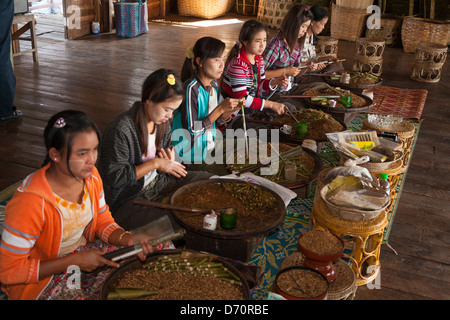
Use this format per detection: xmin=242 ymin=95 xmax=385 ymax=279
xmin=309 ymin=5 xmax=329 ymax=22
xmin=137 ymin=68 xmax=184 ymax=155
xmin=280 ymin=3 xmax=314 ymax=52
xmin=181 ymin=37 xmax=226 ymax=83
xmin=225 ymin=19 xmax=267 ymax=66
xmin=43 ymin=110 xmax=101 ymax=179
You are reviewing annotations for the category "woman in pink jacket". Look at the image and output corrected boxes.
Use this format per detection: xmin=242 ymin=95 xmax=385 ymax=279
xmin=0 ymin=110 xmax=154 ymax=300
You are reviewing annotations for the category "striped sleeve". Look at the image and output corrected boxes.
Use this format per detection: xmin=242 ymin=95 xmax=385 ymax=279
xmin=223 ymin=59 xmax=264 ymax=110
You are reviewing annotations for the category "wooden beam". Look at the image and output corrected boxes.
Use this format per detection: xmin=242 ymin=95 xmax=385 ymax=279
xmin=160 ymin=0 xmax=166 ymax=16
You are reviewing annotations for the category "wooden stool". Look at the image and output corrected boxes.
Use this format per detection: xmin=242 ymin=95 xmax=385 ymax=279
xmin=352 ymin=38 xmax=385 ymax=76
xmin=316 ymin=36 xmax=338 ymax=58
xmin=352 ymin=56 xmax=383 ymax=76
xmin=311 ymin=196 xmax=388 ymax=286
xmin=11 ymin=14 xmax=38 ymax=63
xmin=355 ymin=38 xmax=386 ymax=58
xmin=411 ymin=42 xmax=447 ymax=83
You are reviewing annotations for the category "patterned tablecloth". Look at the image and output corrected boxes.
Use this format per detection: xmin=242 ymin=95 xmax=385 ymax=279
xmin=249 ymin=112 xmax=422 ymax=300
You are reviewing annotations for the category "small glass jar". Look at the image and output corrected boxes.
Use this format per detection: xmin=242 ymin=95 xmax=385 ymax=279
xmin=295 ymin=122 xmax=308 ymax=137
xmin=284 ymin=162 xmax=297 ymax=181
xmin=340 ymin=93 xmax=352 ymax=108
xmin=220 ymin=207 xmax=237 ymax=229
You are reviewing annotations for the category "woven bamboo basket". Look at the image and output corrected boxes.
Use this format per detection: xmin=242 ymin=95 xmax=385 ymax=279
xmin=411 ymin=42 xmax=448 ymax=83
xmin=280 ymin=252 xmax=356 ymax=300
xmin=330 ymin=4 xmax=369 ymax=42
xmin=352 ymin=56 xmax=383 ymax=76
xmin=335 ymin=0 xmax=373 ymax=9
xmin=257 ymin=0 xmax=295 ymax=29
xmin=320 ymin=183 xmax=389 ymax=222
xmin=365 ymin=14 xmax=402 ymax=46
xmin=316 ymin=36 xmax=339 ymax=58
xmin=362 ymin=117 xmax=416 ymax=171
xmin=401 ymin=16 xmax=450 ymax=53
xmin=236 ymin=0 xmax=259 ymax=16
xmin=178 ymin=0 xmax=233 ymax=19
xmin=311 ymin=197 xmax=387 ymax=286
xmin=299 ymin=0 xmax=330 ymax=6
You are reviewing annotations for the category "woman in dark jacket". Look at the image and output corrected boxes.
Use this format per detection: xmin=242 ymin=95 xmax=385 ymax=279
xmin=98 ymin=69 xmax=212 ymax=231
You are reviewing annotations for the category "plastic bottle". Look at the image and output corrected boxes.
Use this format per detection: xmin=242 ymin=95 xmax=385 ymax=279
xmin=379 ymin=173 xmax=390 ymax=196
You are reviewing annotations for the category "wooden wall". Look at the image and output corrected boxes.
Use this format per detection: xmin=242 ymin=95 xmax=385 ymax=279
xmin=147 ymin=0 xmax=177 ymax=18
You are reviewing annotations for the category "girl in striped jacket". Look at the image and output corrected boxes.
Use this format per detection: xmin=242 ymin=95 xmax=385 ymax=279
xmin=221 ymin=19 xmax=289 ymax=115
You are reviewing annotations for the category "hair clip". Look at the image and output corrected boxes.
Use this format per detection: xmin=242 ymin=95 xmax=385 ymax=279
xmin=54 ymin=117 xmax=66 ymax=128
xmin=167 ymin=74 xmax=176 ymax=86
xmin=305 ymin=8 xmax=308 ymax=11
xmin=235 ymin=40 xmax=240 ymax=47
xmin=186 ymin=46 xmax=194 ymax=59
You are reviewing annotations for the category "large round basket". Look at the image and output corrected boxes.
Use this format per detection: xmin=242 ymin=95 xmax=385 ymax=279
xmin=320 ymin=183 xmax=389 ymax=222
xmin=100 ymin=249 xmax=251 ymax=300
xmin=401 ymin=16 xmax=450 ymax=53
xmin=170 ymin=179 xmax=286 ymax=239
xmin=277 ymin=119 xmax=347 ymax=144
xmin=169 ymin=179 xmax=286 ymax=261
xmin=178 ymin=0 xmax=233 ymax=19
xmin=330 ymin=4 xmax=370 ymax=42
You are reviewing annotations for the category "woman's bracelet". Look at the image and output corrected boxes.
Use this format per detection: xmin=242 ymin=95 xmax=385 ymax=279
xmin=118 ymin=230 xmax=131 ymax=246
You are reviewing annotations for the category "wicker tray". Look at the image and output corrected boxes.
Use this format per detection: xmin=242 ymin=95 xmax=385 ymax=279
xmin=100 ymin=249 xmax=250 ymax=300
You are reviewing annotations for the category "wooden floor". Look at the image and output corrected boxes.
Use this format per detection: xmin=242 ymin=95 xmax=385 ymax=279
xmin=2 ymin=14 xmax=449 ymax=300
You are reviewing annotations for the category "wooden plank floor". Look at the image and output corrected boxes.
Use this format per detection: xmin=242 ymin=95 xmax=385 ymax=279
xmin=2 ymin=14 xmax=449 ymax=300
